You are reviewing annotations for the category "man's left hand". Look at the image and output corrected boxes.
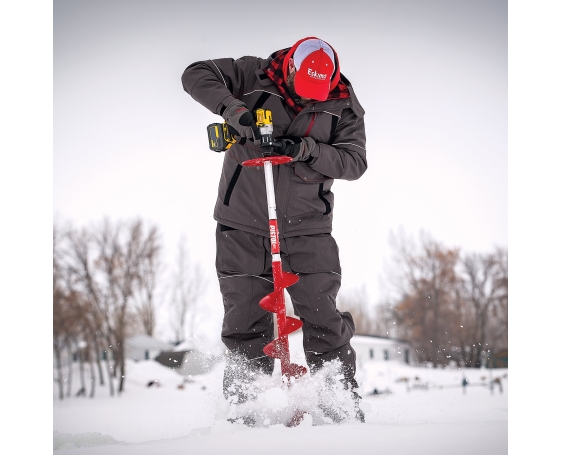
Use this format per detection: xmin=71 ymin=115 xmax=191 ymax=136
xmin=271 ymin=136 xmax=316 ymax=162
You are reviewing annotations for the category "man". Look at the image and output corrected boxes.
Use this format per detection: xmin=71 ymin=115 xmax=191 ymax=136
xmin=182 ymin=37 xmax=367 ymax=422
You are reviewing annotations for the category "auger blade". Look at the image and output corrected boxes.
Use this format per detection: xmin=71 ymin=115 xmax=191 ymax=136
xmin=278 ymin=316 xmax=303 ymax=337
xmin=286 ymin=408 xmax=307 ymax=428
xmin=263 ymin=337 xmax=290 ymax=360
xmin=278 ymin=271 xmax=299 ymax=289
xmin=285 ymin=363 xmax=307 ymax=380
xmin=259 ymin=290 xmax=283 ymax=313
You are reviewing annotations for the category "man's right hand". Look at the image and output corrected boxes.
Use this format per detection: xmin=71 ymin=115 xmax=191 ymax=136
xmin=222 ymin=99 xmax=260 ymax=142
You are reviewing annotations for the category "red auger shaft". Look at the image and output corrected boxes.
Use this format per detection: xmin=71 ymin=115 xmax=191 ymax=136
xmin=242 ymin=156 xmax=307 ymax=381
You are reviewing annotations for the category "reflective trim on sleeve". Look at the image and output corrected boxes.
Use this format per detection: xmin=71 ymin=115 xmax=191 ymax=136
xmin=210 ymin=60 xmax=227 ymax=86
xmin=331 ymin=142 xmax=367 ymax=151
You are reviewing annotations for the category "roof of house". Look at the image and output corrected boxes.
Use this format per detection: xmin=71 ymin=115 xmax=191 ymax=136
xmin=352 ymin=334 xmax=411 ymax=346
xmin=172 ymin=340 xmax=198 ymax=352
xmin=125 ymin=334 xmax=174 ymax=351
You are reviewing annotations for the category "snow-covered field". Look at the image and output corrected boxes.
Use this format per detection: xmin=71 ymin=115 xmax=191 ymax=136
xmin=53 ymin=340 xmax=508 ymax=455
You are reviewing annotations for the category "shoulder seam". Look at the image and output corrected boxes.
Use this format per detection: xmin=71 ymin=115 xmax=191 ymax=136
xmin=210 ymin=59 xmax=227 ymax=86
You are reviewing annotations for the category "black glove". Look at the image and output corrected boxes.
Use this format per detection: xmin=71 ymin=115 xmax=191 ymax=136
xmin=271 ymin=136 xmax=317 ymax=161
xmin=222 ymin=99 xmax=261 ymax=142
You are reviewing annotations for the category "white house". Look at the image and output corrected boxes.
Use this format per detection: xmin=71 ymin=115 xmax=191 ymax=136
xmin=285 ymin=331 xmax=414 ymax=367
xmin=351 ymin=335 xmax=415 ymax=367
xmin=124 ymin=334 xmax=175 ymax=362
xmin=152 ymin=340 xmax=223 ymax=376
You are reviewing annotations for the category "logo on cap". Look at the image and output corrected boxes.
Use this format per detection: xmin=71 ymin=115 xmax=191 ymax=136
xmin=307 ymin=68 xmax=328 ymax=80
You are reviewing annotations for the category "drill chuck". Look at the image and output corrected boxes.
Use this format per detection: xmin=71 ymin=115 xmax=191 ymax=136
xmin=259 ymin=124 xmax=274 ymax=146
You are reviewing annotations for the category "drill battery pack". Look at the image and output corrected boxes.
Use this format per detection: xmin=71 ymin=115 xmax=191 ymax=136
xmin=207 ymin=122 xmax=236 ymax=152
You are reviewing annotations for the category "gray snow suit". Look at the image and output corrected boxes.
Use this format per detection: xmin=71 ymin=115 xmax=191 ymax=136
xmin=182 ymin=45 xmax=367 ymax=384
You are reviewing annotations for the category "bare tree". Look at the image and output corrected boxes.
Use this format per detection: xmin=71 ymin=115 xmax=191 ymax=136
xmin=489 ymin=247 xmax=508 ymax=349
xmin=388 ymin=230 xmax=460 ymax=367
xmin=170 ymin=235 xmax=206 ymax=344
xmin=383 ymin=229 xmax=508 ymax=368
xmin=135 ymin=240 xmax=161 ymax=337
xmin=461 ymin=252 xmax=495 ymax=367
xmin=68 ymin=290 xmax=102 ymax=397
xmin=53 ymin=295 xmax=73 ymax=400
xmin=62 ymin=218 xmax=161 ymax=395
xmin=459 ymin=247 xmax=508 ymax=366
xmin=54 ymin=224 xmax=87 ymax=398
xmin=97 ymin=219 xmax=161 ymax=393
xmin=66 ymin=224 xmax=116 ymax=396
xmin=53 ymin=225 xmax=67 ymax=400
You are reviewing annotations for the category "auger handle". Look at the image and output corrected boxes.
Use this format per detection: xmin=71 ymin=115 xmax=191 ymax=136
xmin=242 ymin=156 xmax=293 ymax=167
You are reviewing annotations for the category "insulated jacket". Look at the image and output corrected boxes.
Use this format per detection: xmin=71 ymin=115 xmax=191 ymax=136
xmin=182 ymin=41 xmax=367 ymax=238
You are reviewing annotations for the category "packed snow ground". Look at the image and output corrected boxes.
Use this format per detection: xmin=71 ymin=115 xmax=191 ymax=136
xmin=53 ymin=340 xmax=508 ymax=454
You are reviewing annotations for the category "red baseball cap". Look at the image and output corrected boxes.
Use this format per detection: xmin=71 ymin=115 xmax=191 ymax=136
xmin=293 ymin=39 xmax=336 ymax=101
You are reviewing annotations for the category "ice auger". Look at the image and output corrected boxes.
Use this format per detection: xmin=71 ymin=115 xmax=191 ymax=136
xmin=242 ymin=109 xmax=308 ymax=383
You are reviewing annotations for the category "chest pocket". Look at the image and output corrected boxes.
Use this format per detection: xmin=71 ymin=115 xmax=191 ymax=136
xmin=326 ymin=113 xmax=339 ymax=145
xmin=292 ymin=111 xmax=340 ymax=183
xmin=305 ymin=111 xmax=340 ymax=145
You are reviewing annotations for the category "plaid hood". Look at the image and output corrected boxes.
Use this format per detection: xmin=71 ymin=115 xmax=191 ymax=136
xmin=263 ymin=37 xmax=350 ymax=113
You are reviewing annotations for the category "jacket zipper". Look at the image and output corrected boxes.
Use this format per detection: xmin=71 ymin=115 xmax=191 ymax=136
xmin=303 ymin=112 xmax=317 ymax=137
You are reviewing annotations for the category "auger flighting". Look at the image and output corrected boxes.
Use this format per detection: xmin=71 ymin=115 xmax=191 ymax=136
xmin=242 ymin=109 xmax=308 ymax=384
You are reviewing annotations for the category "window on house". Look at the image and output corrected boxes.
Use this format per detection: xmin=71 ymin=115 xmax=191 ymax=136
xmin=369 ymin=348 xmax=374 ymax=359
xmin=405 ymin=349 xmax=410 ymax=364
xmin=384 ymin=349 xmax=389 ymax=360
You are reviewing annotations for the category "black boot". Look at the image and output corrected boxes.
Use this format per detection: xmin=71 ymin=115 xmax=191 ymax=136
xmin=307 ymin=344 xmax=365 ymax=423
xmin=223 ymin=352 xmax=274 ymax=404
xmin=343 ymin=377 xmax=365 ymax=423
xmin=316 ymin=372 xmax=347 ymax=424
xmin=223 ymin=352 xmax=274 ymax=426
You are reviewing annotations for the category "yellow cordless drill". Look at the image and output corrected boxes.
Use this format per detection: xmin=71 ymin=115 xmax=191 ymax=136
xmin=207 ymin=108 xmax=275 ymax=152
xmin=254 ymin=108 xmax=274 ymax=147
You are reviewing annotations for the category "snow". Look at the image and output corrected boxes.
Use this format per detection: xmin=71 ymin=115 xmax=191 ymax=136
xmin=53 ymin=350 xmax=508 ymax=454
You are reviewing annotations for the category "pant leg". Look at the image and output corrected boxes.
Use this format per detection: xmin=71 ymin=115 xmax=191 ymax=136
xmin=283 ymin=234 xmax=357 ymax=380
xmin=216 ymin=226 xmax=357 ymax=383
xmin=216 ymin=224 xmax=275 ymax=368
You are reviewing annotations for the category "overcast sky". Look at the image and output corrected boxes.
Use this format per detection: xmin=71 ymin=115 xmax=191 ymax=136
xmin=53 ymin=0 xmax=508 ymax=341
